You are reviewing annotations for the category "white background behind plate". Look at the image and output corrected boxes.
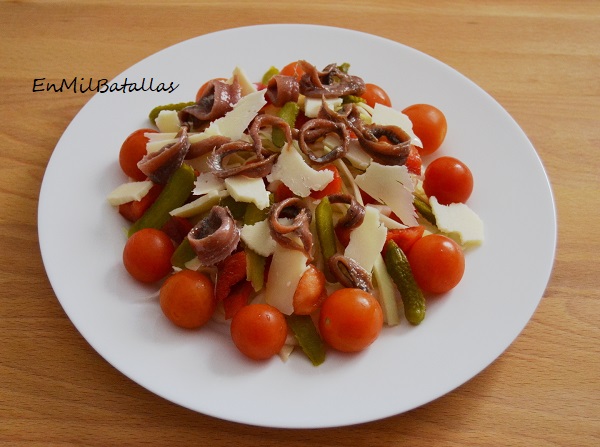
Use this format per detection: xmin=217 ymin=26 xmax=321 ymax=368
xmin=38 ymin=24 xmax=556 ymax=429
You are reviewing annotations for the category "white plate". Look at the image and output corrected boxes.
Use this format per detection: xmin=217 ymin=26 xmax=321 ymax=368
xmin=38 ymin=24 xmax=556 ymax=428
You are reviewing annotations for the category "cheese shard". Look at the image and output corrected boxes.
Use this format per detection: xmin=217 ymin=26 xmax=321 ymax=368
xmin=344 ymin=205 xmax=387 ymax=273
xmin=355 ymin=162 xmax=418 ymax=227
xmin=225 ymin=175 xmax=270 ymax=210
xmin=241 ymin=219 xmax=277 ymax=257
xmin=201 ymin=89 xmax=267 ymax=141
xmin=228 ymin=66 xmax=258 ymax=97
xmin=107 ymin=180 xmax=153 ymax=206
xmin=304 ymin=97 xmax=343 ymax=118
xmin=265 ymin=244 xmax=309 ymax=315
xmin=266 ymin=142 xmax=333 ymax=197
xmin=146 ymin=133 xmax=178 ymax=154
xmin=169 ymin=190 xmax=228 ymax=218
xmin=371 ymin=103 xmax=422 ymax=148
xmin=429 ymin=196 xmax=484 ymax=246
xmin=193 ymin=172 xmax=225 ymax=196
xmin=155 ymin=110 xmax=181 ymax=133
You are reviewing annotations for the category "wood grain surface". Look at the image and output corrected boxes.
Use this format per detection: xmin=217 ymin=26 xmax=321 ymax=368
xmin=1 ymin=1 xmax=598 ymax=445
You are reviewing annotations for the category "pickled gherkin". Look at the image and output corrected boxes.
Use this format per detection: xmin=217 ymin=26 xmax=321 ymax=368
xmin=148 ymin=101 xmax=195 ymax=125
xmin=383 ymin=240 xmax=426 ymax=325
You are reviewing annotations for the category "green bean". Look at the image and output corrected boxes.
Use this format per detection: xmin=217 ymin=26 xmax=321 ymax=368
xmin=127 ymin=164 xmax=195 ymax=237
xmin=272 ymin=101 xmax=299 ymax=148
xmin=286 ymin=314 xmax=326 ymax=366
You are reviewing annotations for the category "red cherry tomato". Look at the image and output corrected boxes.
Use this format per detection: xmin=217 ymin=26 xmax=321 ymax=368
xmin=407 ymin=234 xmax=465 ymax=294
xmin=318 ymin=288 xmax=383 ymax=353
xmin=423 ymin=156 xmax=474 ymax=205
xmin=118 ymin=128 xmax=157 ymax=181
xmin=122 ymin=228 xmax=174 ymax=283
xmin=159 ymin=270 xmax=216 ymax=329
xmin=280 ymin=61 xmax=305 ymax=80
xmin=360 ymin=83 xmax=392 ymax=108
xmin=230 ymin=304 xmax=288 ymax=361
xmin=402 ymin=104 xmax=447 ymax=156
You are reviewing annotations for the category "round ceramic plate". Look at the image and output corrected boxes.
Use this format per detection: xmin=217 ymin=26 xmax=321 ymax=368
xmin=38 ymin=24 xmax=556 ymax=428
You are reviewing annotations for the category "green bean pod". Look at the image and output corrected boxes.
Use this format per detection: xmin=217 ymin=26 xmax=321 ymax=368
xmin=383 ymin=240 xmax=426 ymax=325
xmin=272 ymin=101 xmax=299 ymax=148
xmin=315 ymin=197 xmax=337 ymax=279
xmin=128 ymin=164 xmax=195 ymax=237
xmin=286 ymin=314 xmax=326 ymax=366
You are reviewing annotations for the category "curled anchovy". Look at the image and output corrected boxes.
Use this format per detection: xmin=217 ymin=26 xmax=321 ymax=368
xmin=268 ymin=197 xmax=313 ymax=259
xmin=297 ymin=117 xmax=350 ymax=164
xmin=249 ymin=114 xmax=293 ymax=150
xmin=187 ymin=206 xmax=240 ymax=266
xmin=328 ymin=193 xmax=365 ymax=231
xmin=298 ymin=61 xmax=366 ymax=98
xmin=186 ymin=135 xmax=231 ymax=159
xmin=356 ymin=124 xmax=412 ymax=166
xmin=266 ymin=74 xmax=299 ymax=107
xmin=206 ymin=140 xmax=277 ymax=179
xmin=178 ymin=77 xmax=242 ymax=127
xmin=137 ymin=127 xmax=190 ymax=184
xmin=328 ymin=254 xmax=374 ymax=292
xmin=319 ymin=101 xmax=411 ymax=166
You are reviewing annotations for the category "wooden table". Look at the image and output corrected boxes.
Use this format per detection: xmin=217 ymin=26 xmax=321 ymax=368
xmin=1 ymin=1 xmax=598 ymax=445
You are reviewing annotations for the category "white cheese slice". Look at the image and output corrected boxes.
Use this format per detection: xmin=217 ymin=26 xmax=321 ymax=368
xmin=429 ymin=196 xmax=484 ymax=245
xmin=146 ymin=133 xmax=178 ymax=154
xmin=355 ymin=162 xmax=418 ymax=226
xmin=200 ymin=89 xmax=267 ymax=141
xmin=266 ymin=142 xmax=333 ymax=197
xmin=169 ymin=189 xmax=228 ymax=218
xmin=155 ymin=110 xmax=181 ymax=133
xmin=228 ymin=66 xmax=258 ymax=97
xmin=265 ymin=244 xmax=309 ymax=315
xmin=372 ymin=254 xmax=401 ymax=326
xmin=304 ymin=97 xmax=343 ymax=118
xmin=193 ymin=172 xmax=225 ymax=196
xmin=344 ymin=139 xmax=372 ymax=170
xmin=240 ymin=219 xmax=277 ymax=257
xmin=371 ymin=103 xmax=422 ymax=148
xmin=224 ymin=175 xmax=270 ymax=210
xmin=344 ymin=205 xmax=388 ymax=273
xmin=106 ymin=180 xmax=153 ymax=206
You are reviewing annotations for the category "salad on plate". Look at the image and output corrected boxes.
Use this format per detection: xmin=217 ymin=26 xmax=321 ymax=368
xmin=106 ymin=60 xmax=484 ymax=365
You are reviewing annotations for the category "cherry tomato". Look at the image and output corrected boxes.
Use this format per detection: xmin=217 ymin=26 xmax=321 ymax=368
xmin=360 ymin=83 xmax=392 ymax=108
xmin=293 ymin=265 xmax=327 ymax=315
xmin=407 ymin=234 xmax=465 ymax=294
xmin=230 ymin=304 xmax=288 ymax=360
xmin=159 ymin=270 xmax=216 ymax=329
xmin=318 ymin=288 xmax=383 ymax=353
xmin=423 ymin=156 xmax=474 ymax=205
xmin=280 ymin=61 xmax=305 ymax=80
xmin=402 ymin=104 xmax=447 ymax=156
xmin=122 ymin=228 xmax=174 ymax=283
xmin=118 ymin=128 xmax=157 ymax=181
